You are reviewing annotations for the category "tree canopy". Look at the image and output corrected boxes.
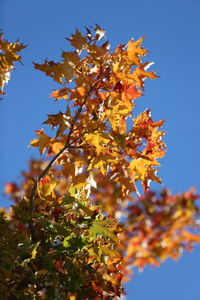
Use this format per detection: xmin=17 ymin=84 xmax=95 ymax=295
xmin=1 ymin=26 xmax=200 ymax=299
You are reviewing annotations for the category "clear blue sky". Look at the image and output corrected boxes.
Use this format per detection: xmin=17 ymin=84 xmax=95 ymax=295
xmin=1 ymin=0 xmax=200 ymax=299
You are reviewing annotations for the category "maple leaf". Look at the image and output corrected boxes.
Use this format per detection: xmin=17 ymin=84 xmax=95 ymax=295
xmin=132 ymin=110 xmax=165 ymax=134
xmin=181 ymin=230 xmax=200 ymax=244
xmin=50 ymin=87 xmax=68 ymax=100
xmin=61 ymin=51 xmax=81 ymax=66
xmin=114 ymin=175 xmax=137 ymax=196
xmin=43 ymin=111 xmax=70 ymax=137
xmin=30 ymin=129 xmax=50 ymax=154
xmin=127 ymin=37 xmax=148 ymax=65
xmin=121 ymin=82 xmax=142 ymax=102
xmin=129 ymin=158 xmax=160 ymax=186
xmin=39 ymin=174 xmax=57 ymax=197
xmin=84 ymin=132 xmax=110 ymax=154
xmin=49 ymin=141 xmax=64 ymax=155
xmin=106 ymin=98 xmax=132 ymax=133
xmin=129 ymin=67 xmax=158 ymax=89
xmin=131 ymin=110 xmax=166 ymax=163
xmin=88 ymin=154 xmax=115 ymax=175
xmin=34 ymin=60 xmax=62 ymax=83
xmin=34 ymin=57 xmax=75 ymax=83
xmin=66 ymin=29 xmax=87 ymax=51
xmin=0 ymin=34 xmax=26 ymax=94
xmin=90 ymin=219 xmax=118 ymax=242
xmin=58 ymin=61 xmax=75 ymax=83
xmin=0 ymin=36 xmax=26 ymax=67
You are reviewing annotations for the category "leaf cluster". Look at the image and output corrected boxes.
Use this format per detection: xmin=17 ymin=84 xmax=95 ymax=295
xmin=0 ymin=33 xmax=26 ymax=94
xmin=2 ymin=26 xmax=200 ymax=299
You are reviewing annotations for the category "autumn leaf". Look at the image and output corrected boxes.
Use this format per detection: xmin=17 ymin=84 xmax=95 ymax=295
xmin=121 ymin=82 xmax=142 ymax=103
xmin=69 ymin=174 xmax=88 ymax=190
xmin=127 ymin=37 xmax=148 ymax=65
xmin=43 ymin=111 xmax=70 ymax=137
xmin=49 ymin=141 xmax=64 ymax=155
xmin=129 ymin=158 xmax=160 ymax=185
xmin=90 ymin=219 xmax=118 ymax=243
xmin=34 ymin=60 xmax=63 ymax=83
xmin=84 ymin=132 xmax=110 ymax=154
xmin=129 ymin=67 xmax=158 ymax=89
xmin=57 ymin=60 xmax=75 ymax=83
xmin=61 ymin=51 xmax=81 ymax=67
xmin=61 ymin=162 xmax=75 ymax=178
xmin=30 ymin=129 xmax=51 ymax=154
xmin=88 ymin=154 xmax=115 ymax=175
xmin=66 ymin=29 xmax=87 ymax=51
xmin=50 ymin=87 xmax=69 ymax=100
xmin=0 ymin=34 xmax=26 ymax=94
xmin=39 ymin=174 xmax=57 ymax=197
xmin=181 ymin=230 xmax=200 ymax=244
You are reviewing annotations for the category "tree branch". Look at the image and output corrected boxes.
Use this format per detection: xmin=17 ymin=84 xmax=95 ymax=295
xmin=28 ymin=78 xmax=102 ymax=242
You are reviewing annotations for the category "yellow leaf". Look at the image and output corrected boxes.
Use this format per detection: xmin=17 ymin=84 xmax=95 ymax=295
xmin=88 ymin=154 xmax=115 ymax=175
xmin=0 ymin=34 xmax=26 ymax=93
xmin=106 ymin=98 xmax=132 ymax=133
xmin=129 ymin=158 xmax=160 ymax=182
xmin=88 ymin=158 xmax=107 ymax=175
xmin=128 ymin=67 xmax=158 ymax=89
xmin=182 ymin=230 xmax=200 ymax=243
xmin=50 ymin=87 xmax=68 ymax=100
xmin=113 ymin=63 xmax=119 ymax=73
xmin=84 ymin=132 xmax=110 ymax=154
xmin=127 ymin=37 xmax=148 ymax=65
xmin=39 ymin=175 xmax=57 ymax=197
xmin=31 ymin=242 xmax=40 ymax=259
xmin=30 ymin=130 xmax=50 ymax=154
xmin=50 ymin=141 xmax=64 ymax=155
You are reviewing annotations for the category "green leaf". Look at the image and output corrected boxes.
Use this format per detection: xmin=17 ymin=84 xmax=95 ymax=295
xmin=63 ymin=236 xmax=72 ymax=248
xmin=89 ymin=220 xmax=118 ymax=242
xmin=62 ymin=195 xmax=75 ymax=205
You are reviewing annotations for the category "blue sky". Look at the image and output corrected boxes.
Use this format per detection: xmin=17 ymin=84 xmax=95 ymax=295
xmin=1 ymin=0 xmax=200 ymax=299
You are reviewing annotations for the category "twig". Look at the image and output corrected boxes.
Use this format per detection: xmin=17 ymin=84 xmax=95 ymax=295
xmin=28 ymin=146 xmax=68 ymax=242
xmin=28 ymin=78 xmax=102 ymax=242
xmin=68 ymin=127 xmax=97 ymax=146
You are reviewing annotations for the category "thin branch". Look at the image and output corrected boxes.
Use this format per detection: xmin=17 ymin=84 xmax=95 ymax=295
xmin=64 ymin=82 xmax=95 ymax=146
xmin=28 ymin=78 xmax=102 ymax=242
xmin=68 ymin=127 xmax=97 ymax=146
xmin=28 ymin=146 xmax=68 ymax=242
